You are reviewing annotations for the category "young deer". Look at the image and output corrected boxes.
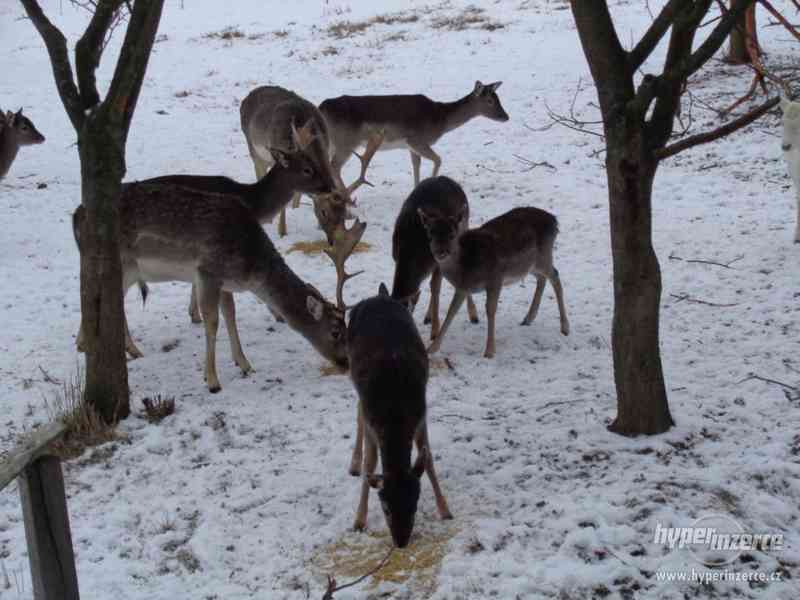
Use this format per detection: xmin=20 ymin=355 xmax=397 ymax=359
xmin=319 ymin=80 xmax=509 ymax=187
xmin=391 ymin=176 xmax=479 ymax=339
xmin=780 ymin=95 xmax=800 ymax=243
xmin=0 ymin=108 xmax=45 ymax=179
xmin=73 ymin=156 xmax=350 ymax=393
xmin=143 ymin=122 xmax=349 ymax=324
xmin=348 ymin=284 xmax=452 ymax=547
xmin=421 ymin=207 xmax=570 ymax=358
xmin=240 ymin=85 xmax=379 ymax=237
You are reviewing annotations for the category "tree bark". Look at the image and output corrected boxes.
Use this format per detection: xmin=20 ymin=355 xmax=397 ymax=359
xmin=78 ymin=109 xmax=130 ymax=422
xmin=605 ymin=125 xmax=674 ymax=435
xmin=726 ymin=3 xmax=758 ymax=64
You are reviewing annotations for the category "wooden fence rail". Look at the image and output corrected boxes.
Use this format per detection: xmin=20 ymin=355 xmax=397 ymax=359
xmin=0 ymin=421 xmax=80 ymax=600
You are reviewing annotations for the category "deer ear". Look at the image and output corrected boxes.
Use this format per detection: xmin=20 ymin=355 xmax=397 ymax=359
xmin=378 ymin=283 xmax=389 ymax=297
xmin=367 ymin=474 xmax=384 ymax=489
xmin=7 ymin=111 xmax=16 ymax=126
xmin=270 ymin=148 xmax=290 ymax=168
xmin=306 ymin=295 xmax=325 ymax=321
xmin=473 ymin=80 xmax=485 ymax=96
xmin=412 ymin=447 xmax=428 ymax=479
xmin=488 ymin=81 xmax=502 ymax=92
xmin=16 ymin=108 xmax=23 ymax=117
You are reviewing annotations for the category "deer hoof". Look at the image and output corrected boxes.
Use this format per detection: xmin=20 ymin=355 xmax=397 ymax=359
xmin=520 ymin=318 xmax=532 ymax=327
xmin=561 ymin=321 xmax=571 ymax=336
xmin=469 ymin=315 xmax=479 ymax=324
xmin=483 ymin=349 xmax=495 ymax=359
xmin=208 ymin=384 xmax=222 ymax=394
xmin=353 ymin=521 xmax=366 ymax=532
xmin=349 ymin=466 xmax=361 ymax=477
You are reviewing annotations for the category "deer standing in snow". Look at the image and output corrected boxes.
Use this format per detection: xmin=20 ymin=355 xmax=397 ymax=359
xmin=421 ymin=206 xmax=570 ymax=358
xmin=781 ymin=95 xmax=800 ymax=243
xmin=347 ymin=284 xmax=452 ymax=547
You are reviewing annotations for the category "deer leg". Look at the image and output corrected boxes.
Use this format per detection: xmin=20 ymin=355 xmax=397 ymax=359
xmin=427 ymin=289 xmax=467 ymax=355
xmin=122 ymin=268 xmax=144 ymax=358
xmin=353 ymin=433 xmax=378 ymax=532
xmin=549 ymin=266 xmax=570 ymax=336
xmin=407 ymin=140 xmax=441 ymax=180
xmin=410 ymin=151 xmax=422 ymax=186
xmin=220 ymin=292 xmax=253 ymax=375
xmin=521 ymin=275 xmax=547 ymax=326
xmin=197 ymin=275 xmax=223 ymax=393
xmin=268 ymin=305 xmax=286 ymax=323
xmin=466 ymin=295 xmax=480 ymax=323
xmin=484 ymin=284 xmax=501 ymax=358
xmin=188 ymin=284 xmax=202 ymax=324
xmin=349 ymin=403 xmax=364 ymax=476
xmin=291 ymin=191 xmax=302 ymax=209
xmin=277 ymin=207 xmax=288 ymax=237
xmin=416 ymin=423 xmax=452 ymax=519
xmin=124 ymin=315 xmax=143 ymax=359
xmin=428 ymin=267 xmax=442 ymax=340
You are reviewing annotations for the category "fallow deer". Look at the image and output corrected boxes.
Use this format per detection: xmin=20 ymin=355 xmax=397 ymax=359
xmin=422 ymin=207 xmax=570 ymax=358
xmin=319 ymin=80 xmax=509 ymax=188
xmin=391 ymin=176 xmax=479 ymax=339
xmin=0 ymin=108 xmax=45 ymax=180
xmin=347 ymin=284 xmax=452 ymax=547
xmin=143 ymin=122 xmax=349 ymax=324
xmin=73 ymin=152 xmax=351 ymax=393
xmin=781 ymin=95 xmax=800 ymax=243
xmin=240 ymin=85 xmax=379 ymax=237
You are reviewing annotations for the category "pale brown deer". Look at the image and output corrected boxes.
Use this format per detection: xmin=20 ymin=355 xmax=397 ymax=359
xmin=0 ymin=108 xmax=45 ymax=180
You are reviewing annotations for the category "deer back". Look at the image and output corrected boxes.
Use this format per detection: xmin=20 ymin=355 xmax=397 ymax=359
xmin=391 ymin=176 xmax=469 ymax=301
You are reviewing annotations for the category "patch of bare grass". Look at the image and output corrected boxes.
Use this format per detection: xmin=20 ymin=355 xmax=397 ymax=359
xmin=430 ymin=6 xmax=506 ymax=32
xmin=42 ymin=365 xmax=121 ymax=460
xmin=141 ymin=395 xmax=176 ymax=424
xmin=203 ymin=26 xmax=245 ymax=41
xmin=326 ymin=10 xmax=420 ymax=39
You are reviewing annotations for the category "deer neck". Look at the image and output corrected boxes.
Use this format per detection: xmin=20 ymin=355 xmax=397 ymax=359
xmin=379 ymin=435 xmax=413 ymax=475
xmin=249 ymin=165 xmax=296 ymax=223
xmin=0 ymin=132 xmax=20 ymax=178
xmin=439 ymin=94 xmax=479 ymax=135
xmin=250 ymin=249 xmax=319 ymax=334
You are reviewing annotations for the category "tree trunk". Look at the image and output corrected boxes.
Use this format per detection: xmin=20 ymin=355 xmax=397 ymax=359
xmin=605 ymin=125 xmax=674 ymax=436
xmin=727 ymin=3 xmax=758 ymax=64
xmin=78 ymin=112 xmax=129 ymax=423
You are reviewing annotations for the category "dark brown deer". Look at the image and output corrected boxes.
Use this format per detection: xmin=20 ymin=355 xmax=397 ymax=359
xmin=73 ymin=154 xmax=350 ymax=392
xmin=320 ymin=81 xmax=508 ymax=187
xmin=142 ymin=123 xmax=349 ymax=324
xmin=240 ymin=85 xmax=379 ymax=237
xmin=0 ymin=108 xmax=45 ymax=180
xmin=347 ymin=284 xmax=452 ymax=547
xmin=391 ymin=176 xmax=479 ymax=339
xmin=421 ymin=207 xmax=570 ymax=358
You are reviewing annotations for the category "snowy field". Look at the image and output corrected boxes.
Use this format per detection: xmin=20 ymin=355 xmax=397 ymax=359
xmin=1 ymin=1 xmax=799 ymax=598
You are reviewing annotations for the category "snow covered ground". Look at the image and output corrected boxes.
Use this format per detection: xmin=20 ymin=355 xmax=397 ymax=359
xmin=1 ymin=1 xmax=799 ymax=598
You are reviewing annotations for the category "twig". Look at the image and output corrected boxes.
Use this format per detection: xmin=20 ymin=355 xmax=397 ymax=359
xmin=321 ymin=547 xmax=393 ymax=599
xmin=539 ymin=399 xmax=583 ymax=411
xmin=736 ymin=373 xmax=797 ymax=390
xmin=512 ymin=154 xmax=557 ymax=170
xmin=38 ymin=365 xmax=62 ymax=385
xmin=669 ymin=293 xmax=739 ymax=307
xmin=668 ymin=252 xmax=743 ymax=268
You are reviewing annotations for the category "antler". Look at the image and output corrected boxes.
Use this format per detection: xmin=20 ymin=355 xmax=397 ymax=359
xmin=345 ymin=129 xmax=385 ymax=196
xmin=324 ymin=219 xmax=367 ymax=310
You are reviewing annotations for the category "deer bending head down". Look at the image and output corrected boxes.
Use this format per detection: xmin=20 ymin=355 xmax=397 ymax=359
xmin=421 ymin=206 xmax=570 ymax=358
xmin=780 ymin=95 xmax=800 ymax=243
xmin=319 ymin=80 xmax=509 ymax=189
xmin=0 ymin=108 xmax=45 ymax=180
xmin=348 ymin=284 xmax=452 ymax=547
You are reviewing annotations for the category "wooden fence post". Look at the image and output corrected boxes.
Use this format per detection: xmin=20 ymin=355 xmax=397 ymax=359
xmin=18 ymin=455 xmax=80 ymax=600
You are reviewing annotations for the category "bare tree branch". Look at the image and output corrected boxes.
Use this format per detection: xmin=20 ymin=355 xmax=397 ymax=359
xmin=628 ymin=0 xmax=688 ymax=71
xmin=19 ymin=0 xmax=85 ymax=131
xmin=75 ymin=0 xmax=125 ymax=110
xmin=105 ymin=0 xmax=165 ymax=142
xmin=655 ymin=95 xmax=779 ymax=159
xmin=759 ymin=0 xmax=800 ymax=42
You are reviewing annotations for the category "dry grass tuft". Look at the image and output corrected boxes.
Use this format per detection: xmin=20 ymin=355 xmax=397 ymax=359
xmin=141 ymin=395 xmax=176 ymax=424
xmin=203 ymin=26 xmax=245 ymax=40
xmin=42 ymin=365 xmax=120 ymax=459
xmin=327 ymin=11 xmax=420 ymax=39
xmin=430 ymin=6 xmax=506 ymax=31
xmin=287 ymin=239 xmax=372 ymax=256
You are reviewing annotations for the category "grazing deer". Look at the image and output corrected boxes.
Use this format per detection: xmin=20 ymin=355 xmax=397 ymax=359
xmin=391 ymin=176 xmax=479 ymax=339
xmin=348 ymin=284 xmax=452 ymax=547
xmin=319 ymin=80 xmax=509 ymax=187
xmin=143 ymin=123 xmax=349 ymax=324
xmin=240 ymin=85 xmax=379 ymax=237
xmin=781 ymin=95 xmax=800 ymax=243
xmin=422 ymin=207 xmax=570 ymax=358
xmin=73 ymin=180 xmax=350 ymax=393
xmin=0 ymin=108 xmax=45 ymax=179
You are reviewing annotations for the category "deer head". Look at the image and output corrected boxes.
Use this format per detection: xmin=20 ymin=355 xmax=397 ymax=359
xmin=417 ymin=207 xmax=466 ymax=262
xmin=304 ymin=287 xmax=348 ymax=368
xmin=368 ymin=447 xmax=428 ymax=548
xmin=5 ymin=108 xmax=45 ymax=146
xmin=470 ymin=81 xmax=509 ymax=122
